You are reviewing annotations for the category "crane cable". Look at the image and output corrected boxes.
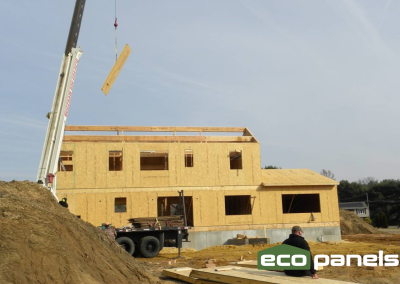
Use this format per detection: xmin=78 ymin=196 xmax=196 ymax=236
xmin=114 ymin=0 xmax=118 ymax=61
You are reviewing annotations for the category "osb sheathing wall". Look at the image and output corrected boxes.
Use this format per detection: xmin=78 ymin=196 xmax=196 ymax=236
xmin=57 ymin=142 xmax=262 ymax=189
xmin=57 ymin=185 xmax=340 ymax=228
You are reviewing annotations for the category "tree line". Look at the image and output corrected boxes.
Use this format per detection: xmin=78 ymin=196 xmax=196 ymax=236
xmin=338 ymin=177 xmax=400 ymax=227
xmin=264 ymin=166 xmax=400 ymax=227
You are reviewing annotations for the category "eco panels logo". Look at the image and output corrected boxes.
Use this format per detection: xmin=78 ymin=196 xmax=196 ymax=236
xmin=257 ymin=244 xmax=311 ymax=270
xmin=258 ymin=245 xmax=400 ymax=271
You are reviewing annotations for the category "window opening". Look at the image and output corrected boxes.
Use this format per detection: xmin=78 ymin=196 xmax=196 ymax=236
xmin=230 ymin=151 xmax=242 ymax=170
xmin=140 ymin=151 xmax=168 ymax=170
xmin=109 ymin=151 xmax=123 ymax=171
xmin=157 ymin=196 xmax=193 ymax=226
xmin=59 ymin=151 xmax=73 ymax=171
xmin=282 ymin=194 xmax=321 ymax=214
xmin=225 ymin=195 xmax=252 ymax=215
xmin=185 ymin=150 xmax=193 ymax=167
xmin=115 ymin=197 xmax=127 ymax=213
xmin=356 ymin=208 xmax=366 ymax=215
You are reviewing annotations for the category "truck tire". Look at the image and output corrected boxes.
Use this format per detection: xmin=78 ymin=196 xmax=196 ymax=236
xmin=139 ymin=236 xmax=160 ymax=258
xmin=116 ymin=237 xmax=135 ymax=255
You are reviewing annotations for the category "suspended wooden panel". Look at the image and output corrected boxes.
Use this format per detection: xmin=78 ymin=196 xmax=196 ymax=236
xmin=101 ymin=44 xmax=131 ymax=95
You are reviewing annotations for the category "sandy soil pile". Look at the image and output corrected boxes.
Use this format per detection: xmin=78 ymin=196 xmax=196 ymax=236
xmin=0 ymin=181 xmax=160 ymax=284
xmin=340 ymin=209 xmax=380 ymax=235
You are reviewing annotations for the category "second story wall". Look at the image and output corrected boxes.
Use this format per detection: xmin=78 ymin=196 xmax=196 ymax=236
xmin=57 ymin=141 xmax=262 ymax=189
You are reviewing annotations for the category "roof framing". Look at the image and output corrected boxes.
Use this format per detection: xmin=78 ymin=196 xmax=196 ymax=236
xmin=64 ymin=126 xmax=258 ymax=143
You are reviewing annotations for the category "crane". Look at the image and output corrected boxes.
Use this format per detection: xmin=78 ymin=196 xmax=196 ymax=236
xmin=37 ymin=0 xmax=86 ymax=199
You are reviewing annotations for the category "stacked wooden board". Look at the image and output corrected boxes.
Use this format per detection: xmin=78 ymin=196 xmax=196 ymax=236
xmin=230 ymin=260 xmax=261 ymax=269
xmin=163 ymin=266 xmax=357 ymax=284
xmin=162 ymin=267 xmax=217 ymax=284
xmin=128 ymin=216 xmax=184 ymax=228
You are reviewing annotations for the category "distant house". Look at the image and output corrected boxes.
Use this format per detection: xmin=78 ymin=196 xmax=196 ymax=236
xmin=339 ymin=202 xmax=370 ymax=219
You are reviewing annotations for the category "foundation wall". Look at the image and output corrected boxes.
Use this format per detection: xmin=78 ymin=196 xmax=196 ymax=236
xmin=182 ymin=225 xmax=342 ymax=250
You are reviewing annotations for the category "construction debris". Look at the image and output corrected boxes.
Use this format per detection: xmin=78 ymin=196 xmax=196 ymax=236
xmin=204 ymin=259 xmax=216 ymax=268
xmin=128 ymin=215 xmax=184 ymax=228
xmin=227 ymin=237 xmax=270 ymax=246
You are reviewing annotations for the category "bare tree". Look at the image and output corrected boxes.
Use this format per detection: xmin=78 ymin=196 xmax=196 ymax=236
xmin=320 ymin=169 xmax=335 ymax=180
xmin=358 ymin=177 xmax=377 ymax=186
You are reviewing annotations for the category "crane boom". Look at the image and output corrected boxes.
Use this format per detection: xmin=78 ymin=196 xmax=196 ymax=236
xmin=37 ymin=0 xmax=86 ymax=199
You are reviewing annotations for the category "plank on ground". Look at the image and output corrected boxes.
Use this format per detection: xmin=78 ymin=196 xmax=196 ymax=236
xmin=230 ymin=260 xmax=284 ymax=272
xmin=190 ymin=266 xmax=357 ymax=284
xmin=231 ymin=261 xmax=322 ymax=272
xmin=162 ymin=268 xmax=219 ymax=284
xmin=230 ymin=260 xmax=258 ymax=269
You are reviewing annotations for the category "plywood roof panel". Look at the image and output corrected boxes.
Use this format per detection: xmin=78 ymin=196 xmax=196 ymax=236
xmin=261 ymin=169 xmax=339 ymax=186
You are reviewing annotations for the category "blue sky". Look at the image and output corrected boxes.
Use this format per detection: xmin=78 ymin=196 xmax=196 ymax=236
xmin=1 ymin=0 xmax=399 ymax=182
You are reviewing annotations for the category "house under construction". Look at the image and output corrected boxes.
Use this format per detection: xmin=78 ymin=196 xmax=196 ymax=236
xmin=57 ymin=125 xmax=341 ymax=249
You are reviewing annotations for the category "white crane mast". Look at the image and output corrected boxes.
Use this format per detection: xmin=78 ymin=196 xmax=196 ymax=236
xmin=37 ymin=0 xmax=86 ymax=199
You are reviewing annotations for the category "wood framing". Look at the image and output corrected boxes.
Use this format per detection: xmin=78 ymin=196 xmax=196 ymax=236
xmin=101 ymin=44 xmax=131 ymax=95
xmin=63 ymin=135 xmax=255 ymax=143
xmin=65 ymin=126 xmax=247 ymax=133
xmin=57 ymin=125 xmax=340 ymax=237
xmin=64 ymin=125 xmax=257 ymax=143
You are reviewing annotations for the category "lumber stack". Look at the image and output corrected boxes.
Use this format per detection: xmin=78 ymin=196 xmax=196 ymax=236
xmin=128 ymin=216 xmax=184 ymax=228
xmin=163 ymin=266 xmax=358 ymax=284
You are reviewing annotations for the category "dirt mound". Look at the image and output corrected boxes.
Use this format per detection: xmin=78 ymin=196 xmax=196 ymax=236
xmin=0 ymin=181 xmax=160 ymax=284
xmin=340 ymin=209 xmax=380 ymax=235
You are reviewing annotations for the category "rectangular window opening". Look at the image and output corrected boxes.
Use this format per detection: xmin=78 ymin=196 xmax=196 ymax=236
xmin=356 ymin=209 xmax=366 ymax=215
xmin=115 ymin=197 xmax=127 ymax=213
xmin=282 ymin=194 xmax=321 ymax=214
xmin=157 ymin=196 xmax=193 ymax=226
xmin=185 ymin=150 xmax=194 ymax=168
xmin=140 ymin=151 xmax=168 ymax=171
xmin=225 ymin=195 xmax=252 ymax=215
xmin=230 ymin=151 xmax=242 ymax=170
xmin=109 ymin=151 xmax=123 ymax=171
xmin=59 ymin=151 xmax=73 ymax=171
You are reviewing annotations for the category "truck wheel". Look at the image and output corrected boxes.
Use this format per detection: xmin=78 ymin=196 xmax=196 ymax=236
xmin=116 ymin=237 xmax=135 ymax=255
xmin=139 ymin=236 xmax=160 ymax=258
